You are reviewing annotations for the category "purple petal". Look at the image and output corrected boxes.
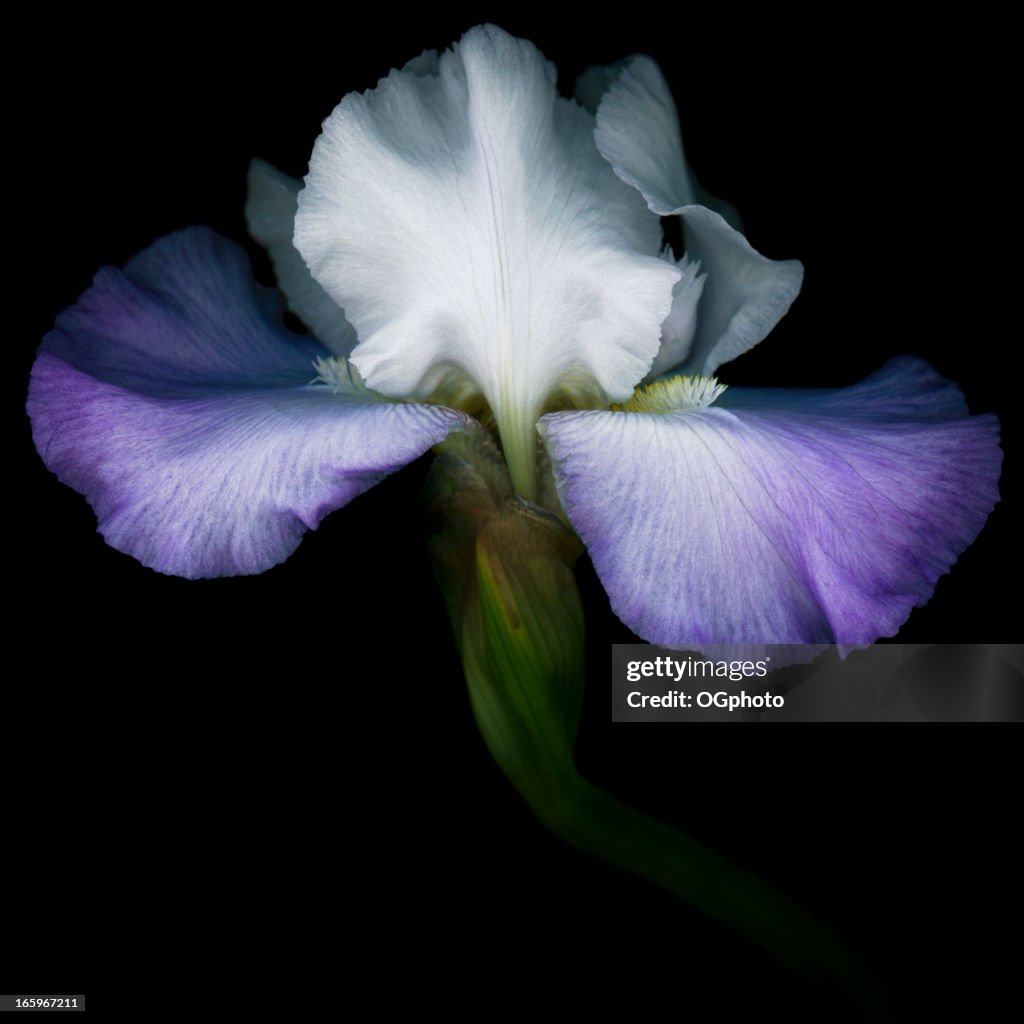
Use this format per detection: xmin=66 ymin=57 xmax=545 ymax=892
xmin=29 ymin=228 xmax=465 ymax=578
xmin=43 ymin=227 xmax=326 ymax=392
xmin=539 ymin=359 xmax=1001 ymax=646
xmin=717 ymin=355 xmax=971 ymax=420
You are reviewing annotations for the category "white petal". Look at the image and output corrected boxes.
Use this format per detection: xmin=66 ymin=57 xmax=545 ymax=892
xmin=590 ymin=57 xmax=798 ymax=376
xmin=646 ymin=253 xmax=706 ymax=381
xmin=592 ymin=57 xmax=741 ymax=228
xmin=246 ymin=159 xmax=356 ymax=356
xmin=295 ymin=25 xmax=677 ymax=498
xmin=678 ymin=205 xmax=803 ymax=376
xmin=594 ymin=56 xmax=696 ymax=215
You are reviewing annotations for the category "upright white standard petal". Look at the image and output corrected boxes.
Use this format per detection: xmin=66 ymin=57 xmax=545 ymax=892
xmin=677 ymin=206 xmax=804 ymax=377
xmin=591 ymin=57 xmax=801 ymax=378
xmin=592 ymin=56 xmax=741 ymax=227
xmin=246 ymin=159 xmax=357 ymax=356
xmin=295 ymin=25 xmax=678 ymax=499
xmin=593 ymin=56 xmax=696 ymax=215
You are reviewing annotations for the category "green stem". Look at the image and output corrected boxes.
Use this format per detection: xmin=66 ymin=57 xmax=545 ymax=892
xmin=529 ymin=772 xmax=894 ymax=1020
xmin=425 ymin=432 xmax=899 ymax=1021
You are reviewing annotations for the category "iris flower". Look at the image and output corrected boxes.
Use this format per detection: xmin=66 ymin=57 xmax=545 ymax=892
xmin=28 ymin=25 xmax=1000 ymax=648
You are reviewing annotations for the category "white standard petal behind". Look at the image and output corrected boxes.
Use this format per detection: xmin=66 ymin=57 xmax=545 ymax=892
xmin=295 ymin=25 xmax=679 ymax=499
xmin=246 ymin=159 xmax=357 ymax=356
xmin=592 ymin=56 xmax=802 ymax=380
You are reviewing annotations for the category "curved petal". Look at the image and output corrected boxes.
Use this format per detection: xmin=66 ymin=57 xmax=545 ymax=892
xmin=715 ymin=355 xmax=973 ymax=420
xmin=295 ymin=25 xmax=677 ymax=493
xmin=593 ymin=56 xmax=696 ymax=215
xmin=29 ymin=228 xmax=465 ymax=578
xmin=587 ymin=57 xmax=801 ymax=378
xmin=539 ymin=359 xmax=1001 ymax=646
xmin=677 ymin=205 xmax=804 ymax=377
xmin=592 ymin=56 xmax=741 ymax=228
xmin=246 ymin=159 xmax=357 ymax=356
xmin=645 ymin=253 xmax=705 ymax=381
xmin=42 ymin=227 xmax=329 ymax=393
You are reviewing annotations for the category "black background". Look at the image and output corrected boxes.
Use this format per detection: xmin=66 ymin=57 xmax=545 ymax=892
xmin=9 ymin=9 xmax=1019 ymax=1018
